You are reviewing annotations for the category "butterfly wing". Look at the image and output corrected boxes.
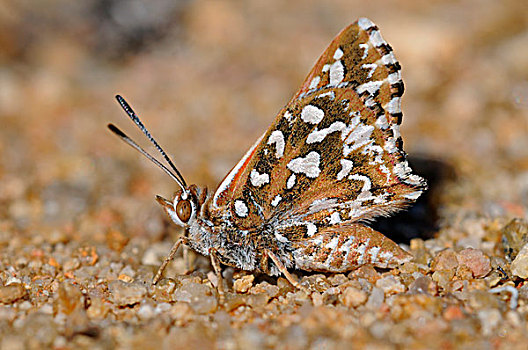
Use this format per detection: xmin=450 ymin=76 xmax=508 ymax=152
xmin=291 ymin=223 xmax=412 ymax=272
xmin=209 ymin=18 xmax=426 ymax=254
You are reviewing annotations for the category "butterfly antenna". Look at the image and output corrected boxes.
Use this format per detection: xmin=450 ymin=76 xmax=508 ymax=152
xmin=108 ymin=124 xmax=187 ymax=191
xmin=115 ymin=95 xmax=188 ymax=188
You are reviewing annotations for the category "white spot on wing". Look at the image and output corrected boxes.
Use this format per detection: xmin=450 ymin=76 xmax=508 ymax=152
xmin=301 ymin=105 xmax=325 ymax=124
xmin=384 ymin=139 xmax=398 ymax=154
xmin=337 ymin=159 xmax=354 ymax=180
xmin=381 ymin=53 xmax=397 ymax=65
xmin=343 ymin=124 xmax=375 ymax=155
xmin=379 ymin=251 xmax=394 ymax=262
xmin=287 ymin=174 xmax=296 ymax=189
xmin=310 ymin=235 xmax=323 ymax=246
xmin=271 ymin=195 xmax=282 ymax=207
xmin=340 ymin=236 xmax=354 ymax=268
xmin=250 ymin=169 xmax=270 ymax=187
xmin=379 ymin=164 xmax=391 ymax=182
xmin=329 ymin=60 xmax=345 ymax=86
xmin=349 ymin=174 xmax=372 ymax=192
xmin=316 ymin=91 xmax=335 ymax=99
xmin=307 ymin=121 xmax=346 ymax=144
xmin=267 ymin=130 xmax=285 ymax=158
xmin=369 ymin=30 xmax=386 ymax=47
xmin=234 ymin=200 xmax=248 ymax=217
xmin=361 ymin=63 xmax=377 ymax=78
xmin=375 ymin=115 xmax=389 ymax=129
xmin=329 ymin=212 xmax=342 ymax=224
xmin=358 ymin=17 xmax=375 ymax=30
xmin=359 ymin=43 xmax=369 ymax=59
xmin=306 ymin=223 xmax=317 ymax=237
xmin=391 ymin=124 xmax=401 ymax=139
xmin=356 ymin=239 xmax=370 ymax=265
xmin=403 ymin=191 xmax=422 ymax=200
xmin=388 ymin=71 xmax=401 ymax=84
xmin=333 ymin=47 xmax=344 ymax=60
xmin=357 ymin=80 xmax=383 ymax=95
xmin=326 ymin=237 xmax=339 ymax=250
xmin=309 ymin=76 xmax=321 ymax=90
xmin=384 ymin=97 xmax=401 ymax=114
xmin=369 ymin=246 xmax=381 ymax=263
xmin=287 ymin=151 xmax=321 ymax=178
xmin=364 ymin=97 xmax=376 ymax=108
xmin=284 ymin=110 xmax=294 ymax=122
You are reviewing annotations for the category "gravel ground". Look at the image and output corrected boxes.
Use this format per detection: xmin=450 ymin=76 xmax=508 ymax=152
xmin=1 ymin=0 xmax=528 ymax=349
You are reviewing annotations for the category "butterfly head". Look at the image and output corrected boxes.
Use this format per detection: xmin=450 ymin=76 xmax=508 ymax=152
xmin=156 ymin=185 xmax=207 ymax=228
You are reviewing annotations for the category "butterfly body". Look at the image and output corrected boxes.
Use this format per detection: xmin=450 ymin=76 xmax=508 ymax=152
xmin=110 ymin=18 xmax=427 ymax=287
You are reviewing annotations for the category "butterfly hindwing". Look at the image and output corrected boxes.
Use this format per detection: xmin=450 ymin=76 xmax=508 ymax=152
xmin=290 ymin=223 xmax=412 ymax=272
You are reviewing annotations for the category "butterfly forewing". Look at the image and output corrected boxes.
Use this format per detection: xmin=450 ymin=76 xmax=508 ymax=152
xmin=211 ymin=18 xmax=425 ymax=224
xmin=208 ymin=19 xmax=426 ymax=271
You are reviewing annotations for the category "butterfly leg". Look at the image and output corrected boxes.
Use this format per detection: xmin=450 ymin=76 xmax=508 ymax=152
xmin=152 ymin=237 xmax=186 ymax=285
xmin=266 ymin=250 xmax=310 ymax=294
xmin=183 ymin=244 xmax=190 ymax=272
xmin=209 ymin=249 xmax=225 ymax=303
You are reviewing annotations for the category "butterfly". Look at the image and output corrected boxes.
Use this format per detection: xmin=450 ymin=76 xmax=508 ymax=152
xmin=108 ymin=18 xmax=427 ymax=295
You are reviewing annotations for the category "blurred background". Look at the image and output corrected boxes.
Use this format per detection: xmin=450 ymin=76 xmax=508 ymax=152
xmin=1 ymin=0 xmax=527 ymax=246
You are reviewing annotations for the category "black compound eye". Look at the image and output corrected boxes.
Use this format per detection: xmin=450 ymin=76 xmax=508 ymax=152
xmin=176 ymin=199 xmax=192 ymax=223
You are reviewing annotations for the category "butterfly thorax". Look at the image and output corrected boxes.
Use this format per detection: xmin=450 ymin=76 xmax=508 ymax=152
xmin=161 ymin=185 xmax=289 ymax=275
xmin=197 ymin=199 xmax=293 ymax=276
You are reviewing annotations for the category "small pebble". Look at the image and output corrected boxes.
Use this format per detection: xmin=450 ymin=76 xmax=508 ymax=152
xmin=511 ymin=243 xmax=528 ymax=279
xmin=328 ymin=274 xmax=348 ymax=286
xmin=233 ymin=275 xmax=254 ymax=293
xmin=62 ymin=258 xmax=81 ymax=272
xmin=0 ymin=284 xmax=27 ymax=304
xmin=457 ymin=248 xmax=491 ymax=278
xmin=365 ymin=287 xmax=384 ymax=310
xmin=150 ymin=278 xmax=178 ymax=302
xmin=311 ymin=292 xmax=323 ymax=306
xmin=247 ymin=293 xmax=270 ymax=309
xmin=250 ymin=282 xmax=280 ymax=298
xmin=431 ymin=249 xmax=459 ymax=271
xmin=432 ymin=270 xmax=455 ymax=289
xmin=173 ymin=282 xmax=217 ymax=314
xmin=223 ymin=293 xmax=248 ymax=311
xmin=340 ymin=286 xmax=367 ymax=308
xmin=55 ymin=282 xmax=83 ymax=314
xmin=86 ymin=296 xmax=110 ymax=319
xmin=409 ymin=275 xmax=435 ymax=295
xmin=375 ymin=275 xmax=405 ymax=295
xmin=108 ymin=280 xmax=146 ymax=306
xmin=501 ymin=218 xmax=528 ymax=261
xmin=301 ymin=274 xmax=331 ymax=293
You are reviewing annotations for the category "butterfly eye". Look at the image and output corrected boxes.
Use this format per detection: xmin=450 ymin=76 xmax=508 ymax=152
xmin=176 ymin=199 xmax=192 ymax=223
